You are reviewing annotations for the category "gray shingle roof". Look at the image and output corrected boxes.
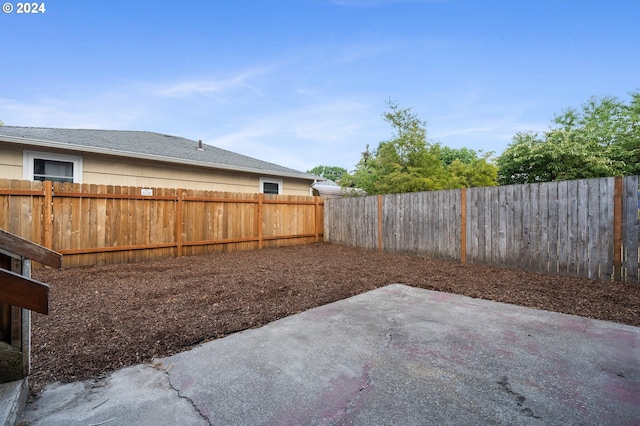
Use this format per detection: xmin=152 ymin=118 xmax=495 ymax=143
xmin=0 ymin=126 xmax=317 ymax=180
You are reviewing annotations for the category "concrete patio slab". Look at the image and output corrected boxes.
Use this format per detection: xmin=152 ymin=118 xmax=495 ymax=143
xmin=0 ymin=378 xmax=27 ymax=426
xmin=20 ymin=284 xmax=640 ymax=425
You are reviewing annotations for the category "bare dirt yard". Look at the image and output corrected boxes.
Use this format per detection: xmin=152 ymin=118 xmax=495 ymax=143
xmin=30 ymin=242 xmax=640 ymax=398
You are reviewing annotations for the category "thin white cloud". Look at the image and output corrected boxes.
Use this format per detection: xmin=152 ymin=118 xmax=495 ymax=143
xmin=0 ymin=96 xmax=143 ymax=129
xmin=210 ymin=100 xmax=375 ymax=145
xmin=330 ymin=43 xmax=395 ymax=66
xmin=433 ymin=120 xmax=548 ymax=139
xmin=205 ymin=99 xmax=383 ymax=171
xmin=293 ymin=101 xmax=372 ymax=143
xmin=328 ymin=0 xmax=446 ymax=6
xmin=416 ymin=89 xmax=551 ymax=153
xmin=155 ymin=67 xmax=275 ymax=99
xmin=207 ymin=119 xmax=283 ymax=148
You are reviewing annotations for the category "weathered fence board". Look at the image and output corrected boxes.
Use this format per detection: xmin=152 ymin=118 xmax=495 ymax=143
xmin=623 ymin=175 xmax=639 ymax=282
xmin=328 ymin=189 xmax=462 ymax=261
xmin=325 ymin=176 xmax=639 ymax=284
xmin=325 ymin=196 xmax=378 ymax=251
xmin=556 ymin=181 xmax=568 ymax=274
xmin=0 ymin=179 xmax=323 ymax=268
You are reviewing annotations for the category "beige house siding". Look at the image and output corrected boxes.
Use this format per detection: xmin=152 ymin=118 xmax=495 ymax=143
xmin=0 ymin=145 xmax=22 ymax=179
xmin=0 ymin=144 xmax=313 ymax=195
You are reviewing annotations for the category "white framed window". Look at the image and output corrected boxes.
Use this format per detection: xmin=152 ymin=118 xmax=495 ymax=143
xmin=23 ymin=151 xmax=83 ymax=183
xmin=260 ymin=177 xmax=282 ymax=195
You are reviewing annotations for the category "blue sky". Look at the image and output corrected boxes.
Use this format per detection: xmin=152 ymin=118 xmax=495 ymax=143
xmin=1 ymin=0 xmax=639 ymax=173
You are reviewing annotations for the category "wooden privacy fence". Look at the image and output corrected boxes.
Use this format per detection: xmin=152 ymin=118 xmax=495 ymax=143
xmin=0 ymin=179 xmax=324 ymax=268
xmin=325 ymin=176 xmax=640 ymax=284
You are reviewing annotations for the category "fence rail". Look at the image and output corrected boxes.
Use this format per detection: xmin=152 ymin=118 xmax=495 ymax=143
xmin=325 ymin=176 xmax=640 ymax=284
xmin=0 ymin=179 xmax=324 ymax=268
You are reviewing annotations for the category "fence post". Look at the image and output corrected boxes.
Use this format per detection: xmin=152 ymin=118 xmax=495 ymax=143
xmin=314 ymin=196 xmax=320 ymax=243
xmin=377 ymin=194 xmax=383 ymax=252
xmin=613 ymin=176 xmax=623 ymax=281
xmin=176 ymin=188 xmax=183 ymax=257
xmin=461 ymin=188 xmax=467 ymax=265
xmin=258 ymin=193 xmax=264 ymax=249
xmin=43 ymin=181 xmax=53 ymax=249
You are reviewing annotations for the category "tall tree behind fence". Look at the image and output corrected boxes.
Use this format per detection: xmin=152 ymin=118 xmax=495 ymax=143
xmin=0 ymin=179 xmax=323 ymax=268
xmin=325 ymin=176 xmax=639 ymax=284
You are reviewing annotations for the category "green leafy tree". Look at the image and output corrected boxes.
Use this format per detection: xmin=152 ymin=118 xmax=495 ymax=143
xmin=343 ymin=101 xmax=449 ymax=194
xmin=440 ymin=146 xmax=498 ymax=188
xmin=497 ymin=92 xmax=640 ymax=185
xmin=438 ymin=146 xmax=478 ymax=165
xmin=343 ymin=101 xmax=498 ymax=194
xmin=448 ymin=154 xmax=498 ymax=188
xmin=307 ymin=165 xmax=348 ymax=182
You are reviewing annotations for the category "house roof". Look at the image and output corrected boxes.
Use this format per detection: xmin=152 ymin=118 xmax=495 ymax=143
xmin=0 ymin=126 xmax=318 ymax=181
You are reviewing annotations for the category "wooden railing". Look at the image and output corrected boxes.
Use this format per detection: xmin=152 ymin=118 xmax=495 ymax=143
xmin=0 ymin=229 xmax=61 ymax=383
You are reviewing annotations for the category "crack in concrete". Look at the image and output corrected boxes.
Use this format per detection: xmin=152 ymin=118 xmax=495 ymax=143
xmin=581 ymin=319 xmax=590 ymax=335
xmin=338 ymin=363 xmax=373 ymax=422
xmin=381 ymin=316 xmax=398 ymax=353
xmin=497 ymin=376 xmax=541 ymax=420
xmin=331 ymin=312 xmax=400 ymax=425
xmin=157 ymin=364 xmax=212 ymax=426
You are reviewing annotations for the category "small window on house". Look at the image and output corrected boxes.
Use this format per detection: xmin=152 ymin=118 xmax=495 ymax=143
xmin=24 ymin=151 xmax=83 ymax=183
xmin=260 ymin=178 xmax=282 ymax=195
xmin=33 ymin=159 xmax=74 ymax=183
xmin=263 ymin=182 xmax=279 ymax=194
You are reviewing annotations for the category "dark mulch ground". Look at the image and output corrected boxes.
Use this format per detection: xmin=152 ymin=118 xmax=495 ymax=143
xmin=30 ymin=242 xmax=640 ymax=398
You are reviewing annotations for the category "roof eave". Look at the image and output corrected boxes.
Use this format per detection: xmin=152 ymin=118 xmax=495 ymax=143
xmin=1 ymin=135 xmax=316 ymax=181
